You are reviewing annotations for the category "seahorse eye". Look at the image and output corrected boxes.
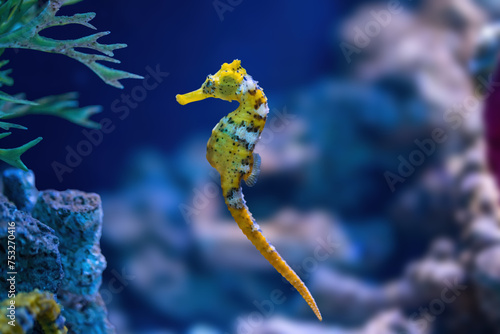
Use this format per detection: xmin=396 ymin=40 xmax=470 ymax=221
xmin=202 ymin=75 xmax=216 ymax=95
xmin=205 ymin=75 xmax=215 ymax=87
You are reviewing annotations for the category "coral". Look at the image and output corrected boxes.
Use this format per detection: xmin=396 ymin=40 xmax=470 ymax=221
xmin=0 ymin=0 xmax=142 ymax=171
xmin=0 ymin=194 xmax=64 ymax=298
xmin=358 ymin=310 xmax=423 ymax=334
xmin=33 ymin=190 xmax=104 ymax=295
xmin=33 ymin=189 xmax=113 ymax=334
xmin=473 ymin=245 xmax=500 ymax=328
xmin=56 ymin=293 xmax=112 ymax=334
xmin=243 ymin=310 xmax=424 ymax=334
xmin=2 ymin=168 xmax=38 ymax=212
xmin=0 ymin=169 xmax=113 ymax=333
xmin=0 ymin=290 xmax=67 ymax=334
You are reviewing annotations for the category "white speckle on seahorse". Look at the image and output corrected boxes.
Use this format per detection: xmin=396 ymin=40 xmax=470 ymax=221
xmin=235 ymin=125 xmax=259 ymax=145
xmin=256 ymin=103 xmax=269 ymax=117
xmin=240 ymin=164 xmax=250 ymax=174
xmin=239 ymin=75 xmax=256 ymax=95
xmin=251 ymin=222 xmax=261 ymax=232
xmin=227 ymin=187 xmax=244 ymax=209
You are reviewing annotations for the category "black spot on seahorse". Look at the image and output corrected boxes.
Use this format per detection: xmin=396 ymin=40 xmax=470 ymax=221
xmin=254 ymin=98 xmax=264 ymax=110
xmin=225 ymin=187 xmax=243 ymax=209
xmin=226 ymin=187 xmax=238 ymax=198
xmin=231 ymin=133 xmax=253 ymax=151
xmin=203 ymin=78 xmax=216 ymax=95
xmin=247 ymin=122 xmax=259 ymax=132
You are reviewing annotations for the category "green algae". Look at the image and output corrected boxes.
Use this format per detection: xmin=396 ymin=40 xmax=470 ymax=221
xmin=0 ymin=0 xmax=142 ymax=171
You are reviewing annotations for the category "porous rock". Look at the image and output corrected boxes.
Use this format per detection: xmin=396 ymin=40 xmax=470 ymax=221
xmin=0 ymin=195 xmax=63 ymax=299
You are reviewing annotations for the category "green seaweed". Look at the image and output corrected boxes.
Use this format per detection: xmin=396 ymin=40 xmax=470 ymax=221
xmin=0 ymin=0 xmax=142 ymax=171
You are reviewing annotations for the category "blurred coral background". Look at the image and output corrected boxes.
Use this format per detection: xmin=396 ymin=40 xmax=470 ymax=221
xmin=4 ymin=0 xmax=500 ymax=333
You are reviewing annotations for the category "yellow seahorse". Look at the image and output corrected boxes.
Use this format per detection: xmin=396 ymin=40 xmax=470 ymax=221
xmin=176 ymin=59 xmax=322 ymax=321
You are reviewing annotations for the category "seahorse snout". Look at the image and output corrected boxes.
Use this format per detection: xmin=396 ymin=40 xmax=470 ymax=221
xmin=176 ymin=88 xmax=207 ymax=105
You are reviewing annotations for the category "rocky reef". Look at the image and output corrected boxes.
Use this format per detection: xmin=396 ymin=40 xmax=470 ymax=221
xmin=0 ymin=169 xmax=113 ymax=334
xmin=0 ymin=193 xmax=63 ymax=299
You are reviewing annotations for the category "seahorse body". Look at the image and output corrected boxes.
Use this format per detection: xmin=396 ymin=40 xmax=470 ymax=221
xmin=176 ymin=60 xmax=322 ymax=321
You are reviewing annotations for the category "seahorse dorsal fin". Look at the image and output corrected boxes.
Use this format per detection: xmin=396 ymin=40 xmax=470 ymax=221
xmin=245 ymin=153 xmax=261 ymax=187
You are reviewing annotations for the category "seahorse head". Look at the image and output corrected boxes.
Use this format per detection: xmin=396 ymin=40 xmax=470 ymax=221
xmin=176 ymin=60 xmax=247 ymax=105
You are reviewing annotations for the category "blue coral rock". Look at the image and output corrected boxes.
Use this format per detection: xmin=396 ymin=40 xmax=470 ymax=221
xmin=33 ymin=190 xmax=105 ymax=295
xmin=2 ymin=168 xmax=38 ymax=213
xmin=33 ymin=189 xmax=113 ymax=334
xmin=473 ymin=244 xmax=500 ymax=328
xmin=0 ymin=195 xmax=64 ymax=299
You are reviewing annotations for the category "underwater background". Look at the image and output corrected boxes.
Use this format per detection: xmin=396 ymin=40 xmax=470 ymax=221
xmin=2 ymin=0 xmax=500 ymax=333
